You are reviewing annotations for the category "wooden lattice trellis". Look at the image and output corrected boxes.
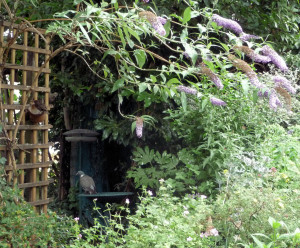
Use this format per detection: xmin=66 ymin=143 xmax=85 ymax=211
xmin=0 ymin=21 xmax=53 ymax=213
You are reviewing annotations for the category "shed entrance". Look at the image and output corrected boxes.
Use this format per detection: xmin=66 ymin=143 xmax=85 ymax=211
xmin=0 ymin=21 xmax=52 ymax=213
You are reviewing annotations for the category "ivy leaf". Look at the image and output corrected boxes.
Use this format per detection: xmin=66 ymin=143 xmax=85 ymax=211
xmin=134 ymin=49 xmax=146 ymax=68
xmin=182 ymin=7 xmax=191 ymax=24
xmin=112 ymin=78 xmax=124 ymax=92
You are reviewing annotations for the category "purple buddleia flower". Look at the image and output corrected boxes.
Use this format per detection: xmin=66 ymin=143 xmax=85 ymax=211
xmin=211 ymin=74 xmax=224 ymax=90
xmin=250 ymin=53 xmax=271 ymax=64
xmin=151 ymin=20 xmax=166 ymax=36
xmin=200 ymin=64 xmax=224 ymax=90
xmin=269 ymin=90 xmax=281 ymax=110
xmin=210 ymin=97 xmax=227 ymax=106
xmin=177 ymin=85 xmax=198 ymax=95
xmin=258 ymin=89 xmax=270 ymax=98
xmin=246 ymin=72 xmax=264 ymax=88
xmin=136 ymin=117 xmax=144 ymax=138
xmin=239 ymin=33 xmax=261 ymax=41
xmin=262 ymin=45 xmax=289 ymax=72
xmin=273 ymin=76 xmax=296 ymax=94
xmin=139 ymin=12 xmax=166 ymax=36
xmin=157 ymin=17 xmax=167 ymax=25
xmin=212 ymin=14 xmax=243 ymax=35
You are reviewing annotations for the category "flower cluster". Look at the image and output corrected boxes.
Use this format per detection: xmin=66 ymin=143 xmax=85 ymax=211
xmin=200 ymin=63 xmax=224 ymax=90
xmin=269 ymin=90 xmax=282 ymax=110
xmin=262 ymin=45 xmax=289 ymax=72
xmin=239 ymin=33 xmax=261 ymax=41
xmin=212 ymin=14 xmax=243 ymax=35
xmin=210 ymin=97 xmax=227 ymax=106
xmin=228 ymin=54 xmax=267 ymax=89
xmin=200 ymin=228 xmax=219 ymax=238
xmin=273 ymin=76 xmax=296 ymax=94
xmin=136 ymin=117 xmax=144 ymax=138
xmin=234 ymin=46 xmax=271 ymax=64
xmin=177 ymin=85 xmax=198 ymax=95
xmin=139 ymin=11 xmax=166 ymax=36
xmin=275 ymin=87 xmax=291 ymax=106
xmin=142 ymin=0 xmax=150 ymax=2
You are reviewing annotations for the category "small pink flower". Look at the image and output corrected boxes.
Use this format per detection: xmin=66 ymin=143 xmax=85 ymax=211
xmin=74 ymin=217 xmax=79 ymax=222
xmin=77 ymin=234 xmax=82 ymax=239
xmin=270 ymin=167 xmax=277 ymax=173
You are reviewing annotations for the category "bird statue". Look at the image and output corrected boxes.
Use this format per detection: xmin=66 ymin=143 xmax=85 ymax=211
xmin=76 ymin=171 xmax=97 ymax=194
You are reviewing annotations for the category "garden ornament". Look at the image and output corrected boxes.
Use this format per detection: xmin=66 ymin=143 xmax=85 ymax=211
xmin=76 ymin=171 xmax=97 ymax=194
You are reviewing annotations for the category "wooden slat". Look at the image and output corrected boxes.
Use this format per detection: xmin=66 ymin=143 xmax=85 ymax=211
xmin=3 ymin=63 xmax=51 ymax=73
xmin=0 ymin=42 xmax=51 ymax=54
xmin=0 ymin=21 xmax=47 ymax=34
xmin=1 ymin=84 xmax=50 ymax=92
xmin=2 ymin=104 xmax=52 ymax=110
xmin=18 ymin=179 xmax=54 ymax=189
xmin=5 ymin=124 xmax=53 ymax=130
xmin=5 ymin=161 xmax=53 ymax=171
xmin=28 ymin=198 xmax=53 ymax=206
xmin=0 ymin=142 xmax=54 ymax=150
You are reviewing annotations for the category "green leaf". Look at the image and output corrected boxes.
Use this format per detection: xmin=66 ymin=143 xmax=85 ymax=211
xmin=241 ymin=79 xmax=249 ymax=95
xmin=251 ymin=235 xmax=267 ymax=248
xmin=112 ymin=78 xmax=124 ymax=92
xmin=78 ymin=23 xmax=92 ymax=45
xmin=182 ymin=43 xmax=198 ymax=65
xmin=127 ymin=27 xmax=141 ymax=43
xmin=139 ymin=83 xmax=148 ymax=93
xmin=117 ymin=26 xmax=126 ymax=48
xmin=150 ymin=75 xmax=157 ymax=83
xmin=180 ymin=92 xmax=187 ymax=111
xmin=220 ymin=42 xmax=230 ymax=52
xmin=153 ymin=85 xmax=159 ymax=94
xmin=131 ymin=121 xmax=136 ymax=134
xmin=182 ymin=7 xmax=191 ymax=24
xmin=74 ymin=0 xmax=84 ymax=4
xmin=202 ymin=98 xmax=208 ymax=110
xmin=134 ymin=49 xmax=146 ymax=68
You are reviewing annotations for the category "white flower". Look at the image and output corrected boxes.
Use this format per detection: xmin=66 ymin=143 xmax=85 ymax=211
xmin=209 ymin=228 xmax=219 ymax=236
xmin=187 ymin=237 xmax=193 ymax=242
xmin=163 ymin=220 xmax=170 ymax=225
xmin=125 ymin=198 xmax=130 ymax=204
xmin=183 ymin=210 xmax=190 ymax=216
xmin=147 ymin=190 xmax=153 ymax=196
xmin=200 ymin=195 xmax=207 ymax=199
xmin=159 ymin=178 xmax=165 ymax=183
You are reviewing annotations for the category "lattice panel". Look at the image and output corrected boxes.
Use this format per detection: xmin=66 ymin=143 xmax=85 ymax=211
xmin=0 ymin=21 xmax=53 ymax=213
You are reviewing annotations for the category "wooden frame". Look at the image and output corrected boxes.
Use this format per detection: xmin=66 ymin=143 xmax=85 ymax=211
xmin=0 ymin=21 xmax=53 ymax=213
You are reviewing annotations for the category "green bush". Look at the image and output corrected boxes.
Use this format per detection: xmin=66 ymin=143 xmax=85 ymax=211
xmin=0 ymin=169 xmax=76 ymax=247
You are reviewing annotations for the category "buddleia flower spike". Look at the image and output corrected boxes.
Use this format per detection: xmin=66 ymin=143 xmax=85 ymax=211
xmin=135 ymin=116 xmax=144 ymax=138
